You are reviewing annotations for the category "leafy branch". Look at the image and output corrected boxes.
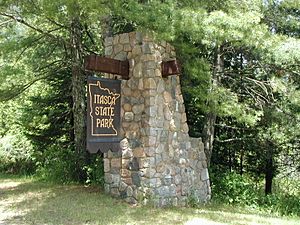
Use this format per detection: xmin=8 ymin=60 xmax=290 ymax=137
xmin=0 ymin=12 xmax=66 ymax=46
xmin=0 ymin=74 xmax=48 ymax=101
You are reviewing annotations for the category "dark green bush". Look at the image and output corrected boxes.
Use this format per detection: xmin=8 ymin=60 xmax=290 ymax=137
xmin=35 ymin=145 xmax=78 ymax=183
xmin=259 ymin=178 xmax=300 ymax=216
xmin=0 ymin=133 xmax=105 ymax=185
xmin=261 ymin=193 xmax=300 ymax=216
xmin=211 ymin=170 xmax=300 ymax=216
xmin=83 ymin=154 xmax=104 ymax=186
xmin=211 ymin=171 xmax=259 ymax=206
xmin=35 ymin=144 xmax=104 ymax=185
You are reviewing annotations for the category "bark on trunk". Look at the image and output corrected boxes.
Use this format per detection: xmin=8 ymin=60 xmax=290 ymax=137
xmin=265 ymin=141 xmax=274 ymax=195
xmin=202 ymin=45 xmax=224 ymax=167
xmin=202 ymin=113 xmax=216 ymax=166
xmin=70 ymin=16 xmax=86 ymax=181
xmin=240 ymin=147 xmax=244 ymax=175
xmin=265 ymin=157 xmax=273 ymax=195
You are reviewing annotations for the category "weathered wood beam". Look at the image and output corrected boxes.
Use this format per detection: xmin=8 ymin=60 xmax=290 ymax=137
xmin=85 ymin=55 xmax=129 ymax=79
xmin=85 ymin=55 xmax=181 ymax=79
xmin=162 ymin=59 xmax=181 ymax=77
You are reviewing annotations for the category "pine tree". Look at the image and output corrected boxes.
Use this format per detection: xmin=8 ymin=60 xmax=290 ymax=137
xmin=0 ymin=0 xmax=106 ymax=180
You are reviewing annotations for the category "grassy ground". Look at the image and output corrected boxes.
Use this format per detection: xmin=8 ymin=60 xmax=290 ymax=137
xmin=0 ymin=174 xmax=299 ymax=225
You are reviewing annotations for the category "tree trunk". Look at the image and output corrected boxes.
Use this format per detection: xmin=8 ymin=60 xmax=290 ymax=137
xmin=202 ymin=112 xmax=216 ymax=166
xmin=202 ymin=45 xmax=224 ymax=166
xmin=265 ymin=141 xmax=274 ymax=195
xmin=265 ymin=157 xmax=273 ymax=195
xmin=240 ymin=147 xmax=244 ymax=175
xmin=70 ymin=16 xmax=87 ymax=181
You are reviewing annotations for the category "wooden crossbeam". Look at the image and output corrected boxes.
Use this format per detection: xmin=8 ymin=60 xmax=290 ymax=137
xmin=162 ymin=59 xmax=181 ymax=77
xmin=85 ymin=55 xmax=129 ymax=79
xmin=84 ymin=55 xmax=181 ymax=79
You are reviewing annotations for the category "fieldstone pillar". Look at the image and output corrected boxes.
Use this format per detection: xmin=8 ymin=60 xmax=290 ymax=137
xmin=103 ymin=32 xmax=211 ymax=206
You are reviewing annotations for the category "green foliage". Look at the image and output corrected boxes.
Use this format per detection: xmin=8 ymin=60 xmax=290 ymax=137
xmin=35 ymin=145 xmax=78 ymax=183
xmin=262 ymin=192 xmax=300 ymax=217
xmin=83 ymin=154 xmax=105 ymax=186
xmin=0 ymin=0 xmax=107 ymax=183
xmin=34 ymin=144 xmax=105 ymax=185
xmin=211 ymin=171 xmax=260 ymax=206
xmin=0 ymin=97 xmax=36 ymax=175
xmin=211 ymin=171 xmax=300 ymax=216
xmin=265 ymin=177 xmax=300 ymax=216
xmin=0 ymin=133 xmax=35 ymax=174
xmin=21 ymin=70 xmax=73 ymax=150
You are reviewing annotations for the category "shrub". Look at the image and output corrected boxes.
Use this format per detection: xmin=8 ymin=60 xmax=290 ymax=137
xmin=83 ymin=154 xmax=104 ymax=186
xmin=35 ymin=144 xmax=105 ymax=185
xmin=261 ymin=193 xmax=300 ymax=216
xmin=259 ymin=178 xmax=300 ymax=216
xmin=35 ymin=145 xmax=78 ymax=183
xmin=211 ymin=170 xmax=300 ymax=216
xmin=211 ymin=171 xmax=259 ymax=206
xmin=0 ymin=134 xmax=36 ymax=174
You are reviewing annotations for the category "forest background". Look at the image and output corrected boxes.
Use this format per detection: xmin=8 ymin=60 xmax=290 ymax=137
xmin=0 ymin=0 xmax=299 ymax=217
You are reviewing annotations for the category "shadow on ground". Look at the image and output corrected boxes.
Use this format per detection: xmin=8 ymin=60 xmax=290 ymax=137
xmin=0 ymin=177 xmax=299 ymax=225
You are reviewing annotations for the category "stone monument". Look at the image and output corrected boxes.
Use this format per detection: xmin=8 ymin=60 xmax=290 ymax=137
xmin=102 ymin=32 xmax=211 ymax=206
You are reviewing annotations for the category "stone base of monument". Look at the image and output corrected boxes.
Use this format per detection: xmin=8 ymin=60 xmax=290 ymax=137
xmin=102 ymin=32 xmax=211 ymax=207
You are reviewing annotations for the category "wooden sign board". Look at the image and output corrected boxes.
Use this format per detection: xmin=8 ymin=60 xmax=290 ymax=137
xmin=87 ymin=76 xmax=121 ymax=153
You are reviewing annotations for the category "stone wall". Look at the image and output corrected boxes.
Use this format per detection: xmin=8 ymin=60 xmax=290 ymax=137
xmin=102 ymin=32 xmax=211 ymax=206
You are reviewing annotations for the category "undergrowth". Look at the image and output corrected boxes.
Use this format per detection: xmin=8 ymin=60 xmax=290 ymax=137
xmin=210 ymin=171 xmax=300 ymax=217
